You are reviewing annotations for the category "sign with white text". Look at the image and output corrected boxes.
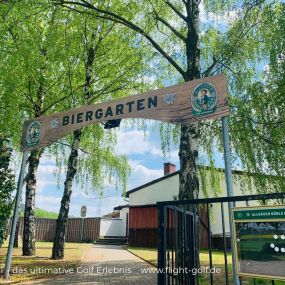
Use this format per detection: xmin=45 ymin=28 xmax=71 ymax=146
xmin=233 ymin=206 xmax=285 ymax=280
xmin=20 ymin=73 xmax=229 ymax=151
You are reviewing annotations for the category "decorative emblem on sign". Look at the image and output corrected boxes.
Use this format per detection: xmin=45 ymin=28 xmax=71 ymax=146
xmin=50 ymin=119 xmax=59 ymax=129
xmin=237 ymin=213 xmax=243 ymax=219
xmin=26 ymin=121 xmax=41 ymax=147
xmin=163 ymin=93 xmax=176 ymax=105
xmin=191 ymin=82 xmax=217 ymax=116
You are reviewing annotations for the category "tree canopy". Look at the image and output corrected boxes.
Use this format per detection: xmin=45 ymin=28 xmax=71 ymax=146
xmin=0 ymin=0 xmax=284 ymax=202
xmin=54 ymin=0 xmax=285 ymax=195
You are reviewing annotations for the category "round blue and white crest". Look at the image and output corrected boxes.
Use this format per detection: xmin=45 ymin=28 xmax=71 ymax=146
xmin=191 ymin=82 xmax=217 ymax=116
xmin=26 ymin=121 xmax=41 ymax=147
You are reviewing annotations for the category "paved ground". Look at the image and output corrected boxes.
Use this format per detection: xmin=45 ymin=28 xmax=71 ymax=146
xmin=22 ymin=244 xmax=157 ymax=285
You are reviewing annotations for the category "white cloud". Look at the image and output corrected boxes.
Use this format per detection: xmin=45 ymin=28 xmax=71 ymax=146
xmin=36 ymin=180 xmax=57 ymax=193
xmin=38 ymin=156 xmax=66 ymax=175
xmin=127 ymin=159 xmax=163 ymax=189
xmin=66 ymin=160 xmax=164 ymax=216
xmin=37 ymin=165 xmax=57 ymax=175
xmin=36 ymin=195 xmax=61 ymax=205
xmin=115 ymin=129 xmax=162 ymax=156
xmin=72 ymin=190 xmax=89 ymax=199
xmin=32 ymin=156 xmax=60 ymax=193
xmin=34 ymin=194 xmax=62 ymax=213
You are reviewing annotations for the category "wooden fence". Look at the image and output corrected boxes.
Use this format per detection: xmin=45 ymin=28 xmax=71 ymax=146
xmin=7 ymin=217 xmax=101 ymax=243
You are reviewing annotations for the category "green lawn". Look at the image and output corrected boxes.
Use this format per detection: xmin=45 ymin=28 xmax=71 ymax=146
xmin=127 ymin=247 xmax=285 ymax=285
xmin=238 ymin=238 xmax=285 ymax=262
xmin=126 ymin=247 xmax=232 ymax=267
xmin=0 ymin=239 xmax=90 ymax=284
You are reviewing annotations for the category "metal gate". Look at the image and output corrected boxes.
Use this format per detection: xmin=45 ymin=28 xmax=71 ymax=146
xmin=158 ymin=205 xmax=196 ymax=285
xmin=157 ymin=192 xmax=285 ymax=285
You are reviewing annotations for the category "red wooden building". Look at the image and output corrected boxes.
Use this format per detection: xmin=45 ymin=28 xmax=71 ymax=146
xmin=115 ymin=163 xmax=232 ymax=250
xmin=128 ymin=205 xmax=210 ymax=249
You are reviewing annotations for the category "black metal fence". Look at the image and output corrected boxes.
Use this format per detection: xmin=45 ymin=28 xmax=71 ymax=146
xmin=157 ymin=192 xmax=285 ymax=285
xmin=158 ymin=205 xmax=196 ymax=285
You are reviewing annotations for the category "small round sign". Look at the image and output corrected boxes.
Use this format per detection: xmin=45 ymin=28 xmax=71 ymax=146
xmin=81 ymin=205 xmax=87 ymax=218
xmin=191 ymin=82 xmax=217 ymax=116
xmin=26 ymin=121 xmax=41 ymax=147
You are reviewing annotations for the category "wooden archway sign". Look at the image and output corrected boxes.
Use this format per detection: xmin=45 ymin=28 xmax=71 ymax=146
xmin=5 ymin=73 xmax=234 ymax=281
xmin=20 ymin=73 xmax=228 ymax=151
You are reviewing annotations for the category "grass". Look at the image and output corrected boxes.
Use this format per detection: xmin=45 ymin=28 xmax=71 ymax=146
xmin=126 ymin=247 xmax=233 ymax=267
xmin=127 ymin=247 xmax=285 ymax=285
xmin=0 ymin=239 xmax=90 ymax=283
xmin=238 ymin=238 xmax=285 ymax=262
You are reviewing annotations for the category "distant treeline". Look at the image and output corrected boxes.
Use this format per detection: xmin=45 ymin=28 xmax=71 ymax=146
xmin=19 ymin=208 xmax=58 ymax=219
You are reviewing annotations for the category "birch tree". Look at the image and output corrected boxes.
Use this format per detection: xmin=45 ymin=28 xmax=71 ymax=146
xmin=54 ymin=0 xmax=282 ymax=204
xmin=51 ymin=14 xmax=145 ymax=259
xmin=0 ymin=2 xmax=78 ymax=255
xmin=52 ymin=1 xmax=285 ymax=271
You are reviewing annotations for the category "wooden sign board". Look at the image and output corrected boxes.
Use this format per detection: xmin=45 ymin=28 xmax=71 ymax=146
xmin=20 ymin=73 xmax=229 ymax=151
xmin=233 ymin=206 xmax=285 ymax=280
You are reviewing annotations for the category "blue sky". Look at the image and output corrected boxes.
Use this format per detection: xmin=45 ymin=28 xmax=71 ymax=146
xmin=15 ymin=4 xmax=245 ymax=218
xmin=19 ymin=122 xmax=180 ymax=218
xmin=17 ymin=120 xmax=230 ymax=218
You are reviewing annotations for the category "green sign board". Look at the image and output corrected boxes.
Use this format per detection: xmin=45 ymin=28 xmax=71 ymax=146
xmin=233 ymin=206 xmax=285 ymax=280
xmin=234 ymin=208 xmax=285 ymax=221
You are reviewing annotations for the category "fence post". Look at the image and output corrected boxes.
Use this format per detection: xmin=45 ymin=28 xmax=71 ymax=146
xmin=157 ymin=204 xmax=166 ymax=285
xmin=4 ymin=151 xmax=29 ymax=279
xmin=221 ymin=116 xmax=240 ymax=285
xmin=80 ymin=218 xmax=85 ymax=242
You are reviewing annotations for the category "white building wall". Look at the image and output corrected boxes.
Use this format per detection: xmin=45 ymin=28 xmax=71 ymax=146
xmin=99 ymin=218 xmax=125 ymax=237
xmin=129 ymin=170 xmax=259 ymax=236
xmin=130 ymin=174 xmax=179 ymax=206
xmin=119 ymin=207 xmax=129 ymax=236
